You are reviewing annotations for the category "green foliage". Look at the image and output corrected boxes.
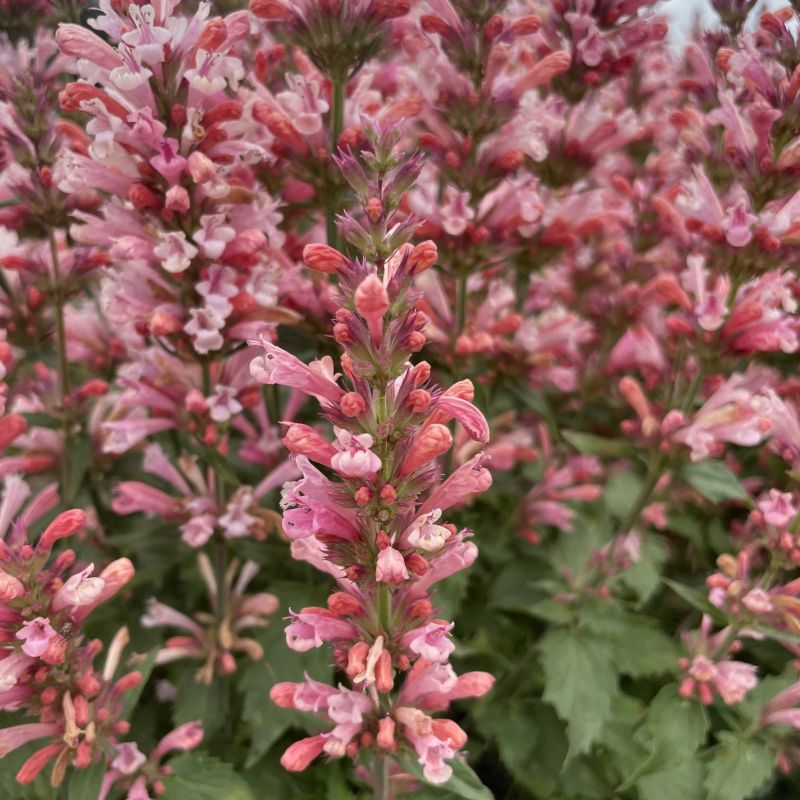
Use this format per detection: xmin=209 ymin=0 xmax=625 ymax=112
xmin=160 ymin=753 xmax=256 ymax=800
xmin=682 ymin=461 xmax=751 ymax=504
xmin=704 ymin=734 xmax=774 ymax=800
xmin=539 ymin=627 xmax=618 ymax=757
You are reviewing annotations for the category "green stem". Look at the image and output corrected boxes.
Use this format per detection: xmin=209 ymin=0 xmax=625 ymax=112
xmin=456 ymin=271 xmax=467 ymax=336
xmin=48 ymin=229 xmax=71 ymax=497
xmin=377 ymin=583 xmax=392 ymax=633
xmin=331 ymin=76 xmax=345 ymax=155
xmin=616 ymin=458 xmax=664 ymax=537
xmin=327 ymin=76 xmax=346 ymax=250
xmin=373 ymin=754 xmax=390 ymax=800
xmin=201 ymin=359 xmax=212 ymax=395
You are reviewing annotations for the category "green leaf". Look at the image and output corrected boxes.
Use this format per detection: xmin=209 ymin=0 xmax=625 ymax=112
xmin=617 ymin=534 xmax=667 ymax=602
xmin=682 ymin=461 xmax=750 ymax=504
xmin=403 ymin=757 xmax=494 ymax=800
xmin=662 ymin=578 xmax=727 ymax=623
xmin=604 ymin=470 xmax=644 ymax=521
xmin=475 ymin=697 xmax=567 ymax=798
xmin=562 ymin=430 xmax=633 ymax=458
xmin=161 ymin=753 xmax=255 ymax=800
xmin=120 ymin=646 xmax=158 ymax=720
xmin=64 ymin=431 xmax=92 ymax=504
xmin=539 ymin=628 xmax=618 ymax=757
xmin=583 ymin=602 xmax=679 ymax=677
xmin=639 ymin=761 xmax=705 ymax=800
xmin=67 ymin=761 xmax=106 ymax=800
xmin=704 ymin=734 xmax=774 ymax=800
xmin=173 ymin=673 xmax=230 ymax=739
xmin=624 ymin=684 xmax=709 ymax=800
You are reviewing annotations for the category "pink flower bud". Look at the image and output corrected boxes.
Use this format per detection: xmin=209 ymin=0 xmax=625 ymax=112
xmin=270 ymin=682 xmax=299 ymax=708
xmin=187 ymin=151 xmax=216 ymax=183
xmin=281 ymin=735 xmax=326 ymax=771
xmin=354 ymin=275 xmax=389 ymax=343
xmin=164 ymin=186 xmax=190 ymax=214
xmin=408 ymin=240 xmax=438 ymax=274
xmin=0 ymin=414 xmax=26 ymax=452
xmin=340 ymin=392 xmax=367 ymax=417
xmin=185 ymin=389 xmax=208 ymax=414
xmin=346 ymin=642 xmax=369 ymax=679
xmin=400 ymin=424 xmax=453 ymax=475
xmin=0 ymin=568 xmax=24 ymax=602
xmin=282 ymin=424 xmax=337 ymax=467
xmin=380 ymin=484 xmax=397 ymax=504
xmin=302 ymin=244 xmax=347 ymax=274
xmin=16 ymin=742 xmax=62 ymax=785
xmin=377 ymin=717 xmax=396 ymax=750
xmin=432 ymin=718 xmax=467 ymax=748
xmin=375 ymin=649 xmax=394 ymax=693
xmin=38 ymin=510 xmax=86 ymax=551
xmin=327 ymin=592 xmax=364 ymax=616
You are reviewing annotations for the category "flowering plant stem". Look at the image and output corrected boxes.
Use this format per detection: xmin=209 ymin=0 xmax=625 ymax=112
xmin=48 ymin=228 xmax=71 ymax=497
xmin=373 ymin=754 xmax=390 ymax=800
xmin=327 ymin=76 xmax=346 ymax=251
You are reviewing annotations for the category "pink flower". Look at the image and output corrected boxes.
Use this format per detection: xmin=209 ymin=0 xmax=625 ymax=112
xmin=51 ymin=565 xmax=105 ymax=612
xmin=404 ymin=510 xmax=452 ymax=553
xmin=15 ymin=618 xmax=56 ymax=658
xmin=402 ymin=621 xmax=455 ymax=664
xmin=758 ymin=490 xmax=797 ymax=528
xmin=110 ymin=742 xmax=147 ymax=775
xmin=376 ymin=547 xmax=409 ymax=584
xmin=250 ymin=340 xmax=344 ymax=406
xmin=285 ymin=608 xmax=358 ymax=652
xmin=330 ymin=428 xmax=381 ymax=478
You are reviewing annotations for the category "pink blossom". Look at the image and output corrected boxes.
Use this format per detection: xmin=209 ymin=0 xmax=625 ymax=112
xmin=285 ymin=608 xmax=358 ymax=652
xmin=330 ymin=428 xmax=381 ymax=478
xmin=376 ymin=547 xmax=409 ymax=584
xmin=15 ymin=618 xmax=56 ymax=658
xmin=402 ymin=621 xmax=456 ymax=664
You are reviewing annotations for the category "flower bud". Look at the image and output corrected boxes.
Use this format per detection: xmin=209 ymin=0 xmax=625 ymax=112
xmin=400 ymin=424 xmax=452 ymax=475
xmin=302 ymin=244 xmax=347 ymax=274
xmin=340 ymin=392 xmax=367 ymax=417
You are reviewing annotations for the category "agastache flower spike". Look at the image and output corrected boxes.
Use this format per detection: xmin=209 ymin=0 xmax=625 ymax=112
xmin=259 ymin=125 xmax=492 ymax=792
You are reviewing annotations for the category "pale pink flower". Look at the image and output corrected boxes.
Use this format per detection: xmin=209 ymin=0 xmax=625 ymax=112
xmin=15 ymin=617 xmax=56 ymax=658
xmin=330 ymin=428 xmax=381 ymax=478
xmin=376 ymin=547 xmax=409 ymax=584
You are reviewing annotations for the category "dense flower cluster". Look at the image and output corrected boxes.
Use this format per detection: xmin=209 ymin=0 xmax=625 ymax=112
xmin=0 ymin=0 xmax=800 ymax=797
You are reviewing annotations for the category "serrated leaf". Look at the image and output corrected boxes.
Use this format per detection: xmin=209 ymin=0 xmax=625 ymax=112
xmin=539 ymin=628 xmax=618 ymax=757
xmin=583 ymin=603 xmax=679 ymax=677
xmin=638 ymin=760 xmax=705 ymax=800
xmin=475 ymin=698 xmax=567 ymax=798
xmin=624 ymin=684 xmax=709 ymax=800
xmin=682 ymin=461 xmax=750 ymax=504
xmin=160 ymin=753 xmax=255 ymax=800
xmin=704 ymin=734 xmax=774 ymax=800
